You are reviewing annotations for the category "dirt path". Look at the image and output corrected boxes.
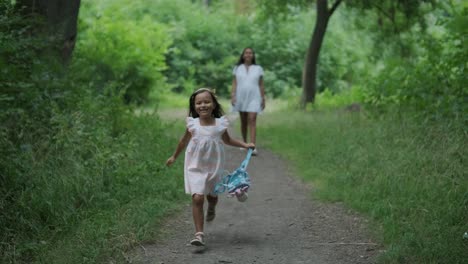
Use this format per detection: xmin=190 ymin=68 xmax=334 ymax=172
xmin=129 ymin=114 xmax=381 ymax=264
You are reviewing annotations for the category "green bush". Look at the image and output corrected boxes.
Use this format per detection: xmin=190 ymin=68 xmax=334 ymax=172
xmin=159 ymin=0 xmax=248 ymax=96
xmin=1 ymin=62 xmax=185 ymax=263
xmin=79 ymin=0 xmax=379 ymax=101
xmin=363 ymin=4 xmax=467 ymax=120
xmin=249 ymin=14 xmax=311 ymax=96
xmin=315 ymin=86 xmax=365 ymax=109
xmin=1 ymin=3 xmax=185 ymax=262
xmin=77 ymin=0 xmax=172 ymax=104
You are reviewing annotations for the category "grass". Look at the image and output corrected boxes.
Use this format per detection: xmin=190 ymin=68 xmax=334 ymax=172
xmin=1 ymin=94 xmax=189 ymax=263
xmin=5 ymin=86 xmax=465 ymax=263
xmin=258 ymin=109 xmax=467 ymax=263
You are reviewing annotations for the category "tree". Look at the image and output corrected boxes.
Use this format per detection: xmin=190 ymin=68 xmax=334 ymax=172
xmin=301 ymin=0 xmax=342 ymax=107
xmin=204 ymin=0 xmax=212 ymax=7
xmin=15 ymin=0 xmax=81 ymax=64
xmin=256 ymin=0 xmax=342 ymax=107
xmin=256 ymin=0 xmax=434 ymax=108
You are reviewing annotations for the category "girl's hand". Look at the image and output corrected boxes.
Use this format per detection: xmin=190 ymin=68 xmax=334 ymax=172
xmin=245 ymin=143 xmax=255 ymax=149
xmin=231 ymin=97 xmax=236 ymax=107
xmin=166 ymin=156 xmax=176 ymax=167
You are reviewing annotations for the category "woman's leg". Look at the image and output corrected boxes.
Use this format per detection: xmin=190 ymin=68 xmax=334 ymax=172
xmin=247 ymin=112 xmax=257 ymax=144
xmin=239 ymin=112 xmax=248 ymax=143
xmin=192 ymin=194 xmax=205 ymax=233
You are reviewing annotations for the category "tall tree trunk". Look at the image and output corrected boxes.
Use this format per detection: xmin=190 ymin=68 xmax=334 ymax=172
xmin=301 ymin=0 xmax=342 ymax=108
xmin=16 ymin=0 xmax=81 ymax=64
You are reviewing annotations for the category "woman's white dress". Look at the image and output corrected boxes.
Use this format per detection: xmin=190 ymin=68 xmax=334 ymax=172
xmin=232 ymin=64 xmax=264 ymax=113
xmin=184 ymin=116 xmax=229 ymax=195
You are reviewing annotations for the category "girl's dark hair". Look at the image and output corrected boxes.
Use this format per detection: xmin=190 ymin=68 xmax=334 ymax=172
xmin=236 ymin=47 xmax=256 ymax=66
xmin=188 ymin=88 xmax=224 ymax=118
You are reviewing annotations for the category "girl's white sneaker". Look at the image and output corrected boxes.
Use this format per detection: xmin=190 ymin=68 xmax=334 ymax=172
xmin=190 ymin=232 xmax=205 ymax=246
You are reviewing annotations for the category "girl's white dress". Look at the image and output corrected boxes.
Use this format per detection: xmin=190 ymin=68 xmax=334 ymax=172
xmin=184 ymin=116 xmax=229 ymax=195
xmin=232 ymin=64 xmax=264 ymax=113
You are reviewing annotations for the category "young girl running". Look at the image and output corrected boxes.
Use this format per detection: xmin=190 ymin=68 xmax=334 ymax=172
xmin=166 ymin=88 xmax=255 ymax=246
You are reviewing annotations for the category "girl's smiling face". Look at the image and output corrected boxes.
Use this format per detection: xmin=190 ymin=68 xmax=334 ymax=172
xmin=194 ymin=91 xmax=214 ymax=118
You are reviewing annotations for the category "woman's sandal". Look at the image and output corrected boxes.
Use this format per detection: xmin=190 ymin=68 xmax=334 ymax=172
xmin=206 ymin=207 xmax=216 ymax=222
xmin=190 ymin=232 xmax=205 ymax=246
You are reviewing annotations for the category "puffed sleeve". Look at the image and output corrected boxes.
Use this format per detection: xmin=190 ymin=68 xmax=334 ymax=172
xmin=186 ymin=117 xmax=196 ymax=133
xmin=218 ymin=116 xmax=229 ymax=133
xmin=232 ymin=65 xmax=238 ymax=76
xmin=258 ymin=65 xmax=264 ymax=76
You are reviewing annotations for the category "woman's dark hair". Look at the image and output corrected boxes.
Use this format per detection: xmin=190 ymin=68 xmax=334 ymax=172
xmin=236 ymin=47 xmax=256 ymax=65
xmin=188 ymin=88 xmax=224 ymax=118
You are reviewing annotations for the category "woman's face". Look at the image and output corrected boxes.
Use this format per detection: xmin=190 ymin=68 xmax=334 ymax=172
xmin=242 ymin=49 xmax=254 ymax=63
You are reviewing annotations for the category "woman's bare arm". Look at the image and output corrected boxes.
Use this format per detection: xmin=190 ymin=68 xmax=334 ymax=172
xmin=231 ymin=77 xmax=237 ymax=106
xmin=259 ymin=77 xmax=265 ymax=110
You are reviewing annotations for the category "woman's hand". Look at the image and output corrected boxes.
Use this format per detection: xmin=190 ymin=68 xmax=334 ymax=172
xmin=231 ymin=96 xmax=236 ymax=107
xmin=261 ymin=97 xmax=265 ymax=110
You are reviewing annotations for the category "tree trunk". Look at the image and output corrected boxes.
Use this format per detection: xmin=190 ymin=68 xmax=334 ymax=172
xmin=203 ymin=0 xmax=211 ymax=7
xmin=301 ymin=0 xmax=342 ymax=108
xmin=16 ymin=0 xmax=81 ymax=64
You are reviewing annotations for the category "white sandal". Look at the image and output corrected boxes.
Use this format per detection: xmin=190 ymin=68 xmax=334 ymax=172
xmin=190 ymin=232 xmax=205 ymax=246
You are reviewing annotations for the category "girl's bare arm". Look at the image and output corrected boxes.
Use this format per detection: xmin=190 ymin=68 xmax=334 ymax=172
xmin=222 ymin=131 xmax=255 ymax=149
xmin=166 ymin=129 xmax=191 ymax=166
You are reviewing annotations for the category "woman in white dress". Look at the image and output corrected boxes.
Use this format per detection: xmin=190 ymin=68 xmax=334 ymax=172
xmin=231 ymin=48 xmax=265 ymax=156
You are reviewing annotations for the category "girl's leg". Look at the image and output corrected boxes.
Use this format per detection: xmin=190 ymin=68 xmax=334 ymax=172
xmin=239 ymin=112 xmax=248 ymax=142
xmin=206 ymin=194 xmax=218 ymax=222
xmin=192 ymin=194 xmax=205 ymax=233
xmin=247 ymin=112 xmax=257 ymax=144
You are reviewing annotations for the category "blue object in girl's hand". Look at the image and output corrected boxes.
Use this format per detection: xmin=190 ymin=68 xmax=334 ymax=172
xmin=214 ymin=148 xmax=253 ymax=201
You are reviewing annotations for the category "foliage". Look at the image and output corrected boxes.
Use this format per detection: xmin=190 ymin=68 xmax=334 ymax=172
xmin=255 ymin=0 xmax=311 ymax=18
xmin=153 ymin=0 xmax=251 ymax=96
xmin=259 ymin=110 xmax=467 ymax=263
xmin=1 ymin=2 xmax=185 ymax=263
xmin=0 ymin=1 xmax=51 ymax=98
xmin=250 ymin=12 xmax=312 ymax=97
xmin=346 ymin=0 xmax=435 ymax=29
xmin=89 ymin=0 xmax=244 ymax=97
xmin=318 ymin=7 xmax=375 ymax=93
xmin=2 ymin=0 xmax=467 ymax=262
xmin=87 ymin=0 xmax=337 ymax=98
xmin=77 ymin=0 xmax=172 ymax=104
xmin=315 ymin=86 xmax=365 ymax=109
xmin=363 ymin=2 xmax=467 ymax=120
xmin=75 ymin=0 xmax=466 ymax=118
xmin=250 ymin=5 xmax=376 ymax=97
